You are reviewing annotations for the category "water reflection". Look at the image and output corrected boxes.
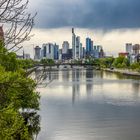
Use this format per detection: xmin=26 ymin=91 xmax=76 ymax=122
xmin=86 ymin=69 xmax=93 ymax=98
xmin=72 ymin=69 xmax=80 ymax=104
xmin=36 ymin=69 xmax=140 ymax=140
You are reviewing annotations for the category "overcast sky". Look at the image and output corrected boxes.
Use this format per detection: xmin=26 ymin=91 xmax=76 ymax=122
xmin=23 ymin=0 xmax=140 ymax=57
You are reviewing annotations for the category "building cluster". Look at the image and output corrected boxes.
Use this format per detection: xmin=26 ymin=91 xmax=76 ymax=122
xmin=119 ymin=43 xmax=140 ymax=63
xmin=34 ymin=28 xmax=105 ymax=61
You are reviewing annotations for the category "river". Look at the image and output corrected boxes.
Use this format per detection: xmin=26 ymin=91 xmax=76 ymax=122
xmin=36 ymin=69 xmax=140 ymax=140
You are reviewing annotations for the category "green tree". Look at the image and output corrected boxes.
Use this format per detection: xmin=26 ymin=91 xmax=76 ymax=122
xmin=0 ymin=42 xmax=40 ymax=139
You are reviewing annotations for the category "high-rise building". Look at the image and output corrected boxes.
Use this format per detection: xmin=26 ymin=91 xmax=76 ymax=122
xmin=126 ymin=43 xmax=133 ymax=54
xmin=72 ymin=28 xmax=82 ymax=59
xmin=42 ymin=43 xmax=54 ymax=59
xmin=133 ymin=44 xmax=140 ymax=55
xmin=54 ymin=44 xmax=59 ymax=60
xmin=93 ymin=45 xmax=102 ymax=58
xmin=99 ymin=47 xmax=105 ymax=58
xmin=72 ymin=28 xmax=76 ymax=59
xmin=42 ymin=43 xmax=59 ymax=60
xmin=62 ymin=41 xmax=69 ymax=54
xmin=75 ymin=36 xmax=81 ymax=59
xmin=86 ymin=37 xmax=93 ymax=56
xmin=34 ymin=46 xmax=41 ymax=60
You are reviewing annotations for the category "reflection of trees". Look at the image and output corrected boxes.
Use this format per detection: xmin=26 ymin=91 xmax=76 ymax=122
xmin=72 ymin=69 xmax=80 ymax=104
xmin=34 ymin=68 xmax=59 ymax=87
xmin=131 ymin=82 xmax=140 ymax=100
xmin=21 ymin=111 xmax=40 ymax=140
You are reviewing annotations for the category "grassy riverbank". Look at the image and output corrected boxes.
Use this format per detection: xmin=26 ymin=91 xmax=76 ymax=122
xmin=104 ymin=68 xmax=140 ymax=77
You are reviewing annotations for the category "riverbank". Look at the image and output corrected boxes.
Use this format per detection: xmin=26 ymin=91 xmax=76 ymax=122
xmin=104 ymin=68 xmax=140 ymax=77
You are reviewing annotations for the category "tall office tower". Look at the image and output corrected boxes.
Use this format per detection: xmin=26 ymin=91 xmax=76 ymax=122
xmin=54 ymin=44 xmax=59 ymax=60
xmin=76 ymin=36 xmax=81 ymax=59
xmin=80 ymin=43 xmax=83 ymax=58
xmin=0 ymin=26 xmax=4 ymax=41
xmin=72 ymin=28 xmax=76 ymax=59
xmin=133 ymin=44 xmax=140 ymax=55
xmin=42 ymin=43 xmax=55 ymax=59
xmin=126 ymin=43 xmax=133 ymax=54
xmin=99 ymin=47 xmax=104 ymax=58
xmin=86 ymin=37 xmax=93 ymax=56
xmin=86 ymin=37 xmax=91 ymax=53
xmin=93 ymin=45 xmax=102 ymax=58
xmin=62 ymin=41 xmax=69 ymax=54
xmin=59 ymin=49 xmax=62 ymax=60
xmin=34 ymin=46 xmax=41 ymax=60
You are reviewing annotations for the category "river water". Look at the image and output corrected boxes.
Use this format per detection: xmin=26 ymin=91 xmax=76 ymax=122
xmin=36 ymin=69 xmax=140 ymax=140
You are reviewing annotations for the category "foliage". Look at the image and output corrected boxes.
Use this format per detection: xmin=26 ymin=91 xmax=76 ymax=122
xmin=17 ymin=59 xmax=36 ymax=69
xmin=41 ymin=58 xmax=55 ymax=65
xmin=0 ymin=41 xmax=40 ymax=139
xmin=99 ymin=57 xmax=114 ymax=68
xmin=0 ymin=106 xmax=30 ymax=140
xmin=130 ymin=62 xmax=140 ymax=71
xmin=85 ymin=57 xmax=95 ymax=64
xmin=112 ymin=56 xmax=129 ymax=68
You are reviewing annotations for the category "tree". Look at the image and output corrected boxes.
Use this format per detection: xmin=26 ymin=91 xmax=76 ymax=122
xmin=0 ymin=41 xmax=40 ymax=139
xmin=0 ymin=0 xmax=36 ymax=51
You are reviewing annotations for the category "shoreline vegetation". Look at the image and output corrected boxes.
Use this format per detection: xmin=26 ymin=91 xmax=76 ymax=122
xmin=39 ymin=56 xmax=140 ymax=78
xmin=103 ymin=68 xmax=140 ymax=77
xmin=0 ymin=42 xmax=40 ymax=139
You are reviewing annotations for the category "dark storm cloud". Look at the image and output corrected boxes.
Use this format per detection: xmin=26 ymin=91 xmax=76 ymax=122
xmin=34 ymin=0 xmax=140 ymax=29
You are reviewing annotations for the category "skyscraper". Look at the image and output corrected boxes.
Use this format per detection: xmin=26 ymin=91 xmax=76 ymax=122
xmin=42 ymin=43 xmax=54 ymax=59
xmin=54 ymin=44 xmax=59 ymax=60
xmin=42 ymin=43 xmax=59 ymax=60
xmin=72 ymin=28 xmax=76 ymax=59
xmin=86 ymin=37 xmax=93 ymax=56
xmin=34 ymin=46 xmax=41 ymax=60
xmin=126 ymin=43 xmax=133 ymax=54
xmin=62 ymin=41 xmax=69 ymax=54
xmin=72 ymin=28 xmax=82 ymax=59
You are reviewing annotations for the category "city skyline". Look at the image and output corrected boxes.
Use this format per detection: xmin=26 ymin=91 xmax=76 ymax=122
xmin=20 ymin=0 xmax=140 ymax=57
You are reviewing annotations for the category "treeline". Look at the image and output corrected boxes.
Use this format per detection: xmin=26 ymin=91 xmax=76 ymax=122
xmin=0 ymin=41 xmax=40 ymax=139
xmin=95 ymin=56 xmax=140 ymax=71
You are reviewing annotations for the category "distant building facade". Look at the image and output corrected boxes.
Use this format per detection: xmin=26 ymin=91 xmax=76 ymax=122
xmin=62 ymin=41 xmax=69 ymax=54
xmin=34 ymin=46 xmax=41 ymax=60
xmin=125 ymin=43 xmax=140 ymax=63
xmin=86 ymin=37 xmax=93 ymax=56
xmin=42 ymin=43 xmax=59 ymax=60
xmin=72 ymin=28 xmax=82 ymax=59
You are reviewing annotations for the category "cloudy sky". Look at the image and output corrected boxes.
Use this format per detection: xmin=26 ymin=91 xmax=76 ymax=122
xmin=23 ymin=0 xmax=140 ymax=57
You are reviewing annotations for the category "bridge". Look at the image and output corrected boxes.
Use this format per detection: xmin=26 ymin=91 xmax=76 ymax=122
xmin=36 ymin=63 xmax=100 ymax=69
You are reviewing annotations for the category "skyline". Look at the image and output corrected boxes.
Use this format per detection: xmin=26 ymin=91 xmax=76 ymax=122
xmin=22 ymin=0 xmax=140 ymax=57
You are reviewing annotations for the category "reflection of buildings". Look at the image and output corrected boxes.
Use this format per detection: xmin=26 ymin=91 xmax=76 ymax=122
xmin=72 ymin=69 xmax=80 ymax=104
xmin=131 ymin=82 xmax=140 ymax=101
xmin=62 ymin=70 xmax=70 ymax=82
xmin=86 ymin=69 xmax=93 ymax=97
